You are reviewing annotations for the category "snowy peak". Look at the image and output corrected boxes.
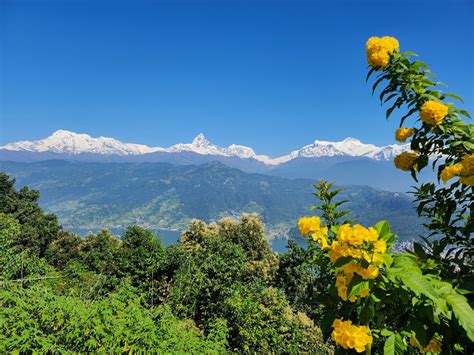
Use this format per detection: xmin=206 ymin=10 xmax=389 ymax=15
xmin=192 ymin=133 xmax=211 ymax=147
xmin=288 ymin=137 xmax=380 ymax=159
xmin=1 ymin=130 xmax=408 ymax=164
xmin=2 ymin=130 xmax=160 ymax=156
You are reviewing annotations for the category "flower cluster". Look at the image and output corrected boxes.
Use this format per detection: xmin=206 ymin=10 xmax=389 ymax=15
xmin=298 ymin=216 xmax=329 ymax=248
xmin=410 ymin=336 xmax=442 ymax=353
xmin=329 ymin=224 xmax=386 ymax=263
xmin=366 ymin=36 xmax=399 ymax=69
xmin=420 ymin=100 xmax=449 ymax=126
xmin=328 ymin=224 xmax=386 ymax=301
xmin=332 ymin=319 xmax=372 ymax=353
xmin=459 ymin=154 xmax=474 ymax=186
xmin=395 ymin=127 xmax=414 ymax=142
xmin=335 ymin=263 xmax=379 ymax=301
xmin=440 ymin=154 xmax=474 ymax=186
xmin=394 ymin=151 xmax=418 ymax=171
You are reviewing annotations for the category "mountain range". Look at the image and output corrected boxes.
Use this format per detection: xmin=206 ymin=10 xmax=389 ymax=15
xmin=1 ymin=130 xmax=429 ymax=191
xmin=2 ymin=130 xmax=406 ymax=163
xmin=0 ymin=160 xmax=425 ymax=241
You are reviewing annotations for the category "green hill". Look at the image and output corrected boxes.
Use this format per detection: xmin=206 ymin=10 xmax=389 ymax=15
xmin=0 ymin=160 xmax=425 ymax=241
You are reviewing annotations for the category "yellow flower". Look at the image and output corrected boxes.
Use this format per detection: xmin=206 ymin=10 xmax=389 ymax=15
xmin=395 ymin=127 xmax=414 ymax=142
xmin=373 ymin=239 xmax=387 ymax=253
xmin=332 ymin=319 xmax=372 ymax=353
xmin=459 ymin=175 xmax=474 ymax=186
xmin=336 ymin=273 xmax=351 ymax=300
xmin=440 ymin=163 xmax=463 ymax=184
xmin=394 ymin=151 xmax=418 ymax=171
xmin=460 ymin=154 xmax=474 ymax=175
xmin=313 ymin=232 xmax=329 ymax=249
xmin=298 ymin=216 xmax=329 ymax=247
xmin=420 ymin=101 xmax=449 ymax=125
xmin=342 ymin=263 xmax=379 ymax=280
xmin=298 ymin=216 xmax=329 ymax=248
xmin=456 ymin=154 xmax=474 ymax=186
xmin=366 ymin=36 xmax=399 ymax=69
xmin=337 ymin=224 xmax=378 ymax=246
xmin=362 ymin=264 xmax=379 ymax=279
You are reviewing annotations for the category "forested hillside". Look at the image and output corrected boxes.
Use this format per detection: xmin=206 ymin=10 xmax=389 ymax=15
xmin=0 ymin=160 xmax=425 ymax=241
xmin=0 ymin=172 xmax=331 ymax=352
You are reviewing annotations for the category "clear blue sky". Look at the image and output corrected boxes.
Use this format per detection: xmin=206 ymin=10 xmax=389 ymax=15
xmin=1 ymin=0 xmax=473 ymax=156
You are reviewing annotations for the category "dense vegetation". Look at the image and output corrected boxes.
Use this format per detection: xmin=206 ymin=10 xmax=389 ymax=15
xmin=0 ymin=160 xmax=425 ymax=241
xmin=0 ymin=172 xmax=332 ymax=353
xmin=293 ymin=37 xmax=473 ymax=354
xmin=1 ymin=38 xmax=472 ymax=354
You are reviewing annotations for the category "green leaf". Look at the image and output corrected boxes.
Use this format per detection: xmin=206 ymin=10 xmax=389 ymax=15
xmin=384 ymin=333 xmax=406 ymax=355
xmin=333 ymin=256 xmax=354 ymax=268
xmin=372 ymin=75 xmax=388 ymax=94
xmin=348 ymin=280 xmax=369 ymax=298
xmin=401 ymin=51 xmax=418 ymax=57
xmin=377 ymin=253 xmax=393 ymax=267
xmin=383 ymin=93 xmax=398 ymax=104
xmin=366 ymin=67 xmax=376 ymax=82
xmin=459 ymin=110 xmax=471 ymax=119
xmin=386 ymin=106 xmax=396 ymax=119
xmin=442 ymin=93 xmax=464 ymax=103
xmin=413 ymin=242 xmax=427 ymax=259
xmin=445 ymin=291 xmax=474 ymax=341
xmin=381 ymin=329 xmax=394 ymax=337
xmin=320 ymin=310 xmax=337 ymax=341
xmin=409 ymin=320 xmax=428 ymax=347
xmin=388 ymin=255 xmax=449 ymax=316
xmin=373 ymin=220 xmax=390 ymax=238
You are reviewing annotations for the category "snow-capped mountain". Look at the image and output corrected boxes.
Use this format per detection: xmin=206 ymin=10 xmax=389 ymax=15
xmin=1 ymin=130 xmax=426 ymax=191
xmin=2 ymin=130 xmax=162 ymax=156
xmin=0 ymin=129 xmax=408 ymax=165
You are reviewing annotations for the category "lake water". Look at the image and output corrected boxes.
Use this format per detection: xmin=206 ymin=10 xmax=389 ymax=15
xmin=69 ymin=228 xmax=307 ymax=253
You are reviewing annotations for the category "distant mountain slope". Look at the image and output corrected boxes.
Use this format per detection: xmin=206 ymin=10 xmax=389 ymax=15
xmin=0 ymin=160 xmax=425 ymax=241
xmin=0 ymin=130 xmax=432 ymax=191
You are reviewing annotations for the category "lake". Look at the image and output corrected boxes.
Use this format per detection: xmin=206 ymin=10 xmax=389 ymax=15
xmin=69 ymin=228 xmax=308 ymax=253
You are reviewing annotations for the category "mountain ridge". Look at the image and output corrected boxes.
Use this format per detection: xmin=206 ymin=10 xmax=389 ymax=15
xmin=0 ymin=160 xmax=425 ymax=241
xmin=1 ymin=130 xmax=408 ymax=164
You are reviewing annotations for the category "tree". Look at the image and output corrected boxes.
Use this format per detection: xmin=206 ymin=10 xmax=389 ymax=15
xmin=45 ymin=230 xmax=83 ymax=269
xmin=117 ymin=225 xmax=164 ymax=302
xmin=0 ymin=173 xmax=60 ymax=257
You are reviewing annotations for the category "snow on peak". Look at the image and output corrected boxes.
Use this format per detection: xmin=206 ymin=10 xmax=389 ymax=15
xmin=1 ymin=130 xmax=408 ymax=164
xmin=192 ymin=133 xmax=211 ymax=147
xmin=1 ymin=130 xmax=160 ymax=156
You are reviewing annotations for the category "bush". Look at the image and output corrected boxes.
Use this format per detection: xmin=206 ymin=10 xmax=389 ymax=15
xmin=0 ymin=282 xmax=227 ymax=353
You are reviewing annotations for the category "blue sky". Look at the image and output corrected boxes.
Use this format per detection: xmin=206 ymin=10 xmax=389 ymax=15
xmin=1 ymin=0 xmax=473 ymax=156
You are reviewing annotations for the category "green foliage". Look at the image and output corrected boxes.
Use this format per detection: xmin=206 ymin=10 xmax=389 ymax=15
xmin=0 ymin=173 xmax=60 ymax=257
xmin=180 ymin=215 xmax=279 ymax=282
xmin=368 ymin=46 xmax=473 ymax=279
xmin=223 ymin=284 xmax=332 ymax=353
xmin=0 ymin=282 xmax=227 ymax=353
xmin=169 ymin=237 xmax=248 ymax=321
xmin=310 ymin=180 xmax=354 ymax=229
xmin=305 ymin=182 xmax=353 ymax=323
xmin=0 ymin=213 xmax=52 ymax=282
xmin=303 ymin=40 xmax=474 ymax=354
xmin=78 ymin=229 xmax=121 ymax=275
xmin=0 ymin=160 xmax=426 ymax=241
xmin=117 ymin=226 xmax=164 ymax=301
xmin=45 ymin=230 xmax=83 ymax=269
xmin=170 ymin=215 xmax=330 ymax=352
xmin=274 ymin=240 xmax=318 ymax=316
xmin=0 ymin=176 xmax=330 ymax=352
